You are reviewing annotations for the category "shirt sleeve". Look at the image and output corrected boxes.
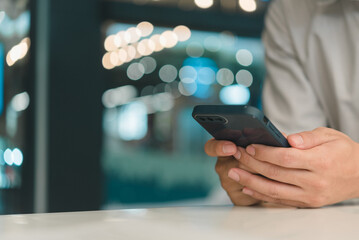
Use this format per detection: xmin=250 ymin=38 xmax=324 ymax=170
xmin=262 ymin=0 xmax=327 ymax=135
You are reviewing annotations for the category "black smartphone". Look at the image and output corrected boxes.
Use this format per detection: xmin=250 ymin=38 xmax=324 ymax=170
xmin=192 ymin=105 xmax=289 ymax=148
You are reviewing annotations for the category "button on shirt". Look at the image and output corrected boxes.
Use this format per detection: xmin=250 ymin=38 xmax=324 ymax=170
xmin=262 ymin=0 xmax=359 ymax=141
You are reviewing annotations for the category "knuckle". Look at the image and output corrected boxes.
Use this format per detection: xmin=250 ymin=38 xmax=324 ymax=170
xmin=267 ymin=186 xmax=280 ymax=199
xmin=240 ymin=153 xmax=251 ymax=166
xmin=237 ymin=163 xmax=249 ymax=172
xmin=266 ymin=165 xmax=280 ymax=179
xmin=241 ymin=174 xmax=253 ymax=186
xmin=316 ymin=127 xmax=337 ymax=139
xmin=337 ymin=139 xmax=352 ymax=152
xmin=313 ymin=179 xmax=328 ymax=191
xmin=280 ymin=149 xmax=294 ymax=166
xmin=315 ymin=127 xmax=330 ymax=135
xmin=316 ymin=156 xmax=331 ymax=171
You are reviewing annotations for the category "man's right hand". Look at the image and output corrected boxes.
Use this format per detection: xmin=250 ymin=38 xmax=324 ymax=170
xmin=205 ymin=139 xmax=261 ymax=206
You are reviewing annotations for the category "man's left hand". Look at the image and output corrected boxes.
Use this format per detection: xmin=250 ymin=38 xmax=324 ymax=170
xmin=227 ymin=127 xmax=359 ymax=208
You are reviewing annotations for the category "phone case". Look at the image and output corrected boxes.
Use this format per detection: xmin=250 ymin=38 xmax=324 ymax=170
xmin=192 ymin=105 xmax=289 ymax=148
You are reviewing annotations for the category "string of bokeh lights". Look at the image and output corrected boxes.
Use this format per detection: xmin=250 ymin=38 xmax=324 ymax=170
xmin=103 ymin=22 xmax=191 ymax=70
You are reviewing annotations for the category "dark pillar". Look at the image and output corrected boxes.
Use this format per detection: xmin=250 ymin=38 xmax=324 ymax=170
xmin=33 ymin=0 xmax=104 ymax=212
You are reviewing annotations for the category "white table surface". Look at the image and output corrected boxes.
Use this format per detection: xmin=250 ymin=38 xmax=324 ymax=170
xmin=2 ymin=202 xmax=359 ymax=240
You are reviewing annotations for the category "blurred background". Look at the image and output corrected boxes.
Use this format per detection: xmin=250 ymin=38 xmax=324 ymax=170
xmin=0 ymin=0 xmax=270 ymax=214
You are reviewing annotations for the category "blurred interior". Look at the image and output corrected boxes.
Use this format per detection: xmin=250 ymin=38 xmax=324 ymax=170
xmin=0 ymin=0 xmax=270 ymax=214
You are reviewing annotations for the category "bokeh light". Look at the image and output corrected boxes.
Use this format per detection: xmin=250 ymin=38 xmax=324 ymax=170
xmin=102 ymin=52 xmax=115 ymax=70
xmin=239 ymin=0 xmax=257 ymax=12
xmin=118 ymin=49 xmax=128 ymax=63
xmin=114 ymin=34 xmax=123 ymax=48
xmin=137 ymin=21 xmax=154 ymax=37
xmin=4 ymin=149 xmax=13 ymax=166
xmin=186 ymin=42 xmax=204 ymax=58
xmin=140 ymin=57 xmax=157 ymax=74
xmin=140 ymin=85 xmax=155 ymax=96
xmin=150 ymin=34 xmax=165 ymax=52
xmin=110 ymin=51 xmax=120 ymax=65
xmin=216 ymin=68 xmax=234 ymax=86
xmin=236 ymin=49 xmax=253 ymax=66
xmin=181 ymin=57 xmax=218 ymax=99
xmin=179 ymin=66 xmax=197 ymax=81
xmin=169 ymin=81 xmax=182 ymax=98
xmin=181 ymin=77 xmax=195 ymax=84
xmin=6 ymin=37 xmax=31 ymax=67
xmin=204 ymin=36 xmax=222 ymax=52
xmin=173 ymin=25 xmax=191 ymax=42
xmin=178 ymin=81 xmax=197 ymax=96
xmin=160 ymin=31 xmax=178 ymax=48
xmin=137 ymin=39 xmax=155 ymax=56
xmin=126 ymin=45 xmax=137 ymax=61
xmin=12 ymin=148 xmax=23 ymax=166
xmin=124 ymin=27 xmax=141 ymax=43
xmin=153 ymin=82 xmax=167 ymax=94
xmin=11 ymin=92 xmax=30 ymax=112
xmin=194 ymin=0 xmax=214 ymax=9
xmin=104 ymin=35 xmax=117 ymax=51
xmin=102 ymin=85 xmax=138 ymax=108
xmin=3 ymin=148 xmax=23 ymax=166
xmin=159 ymin=64 xmax=178 ymax=83
xmin=115 ymin=31 xmax=127 ymax=47
xmin=197 ymin=67 xmax=216 ymax=85
xmin=236 ymin=69 xmax=253 ymax=87
xmin=220 ymin=31 xmax=236 ymax=47
xmin=118 ymin=101 xmax=148 ymax=141
xmin=220 ymin=85 xmax=250 ymax=105
xmin=127 ymin=62 xmax=145 ymax=80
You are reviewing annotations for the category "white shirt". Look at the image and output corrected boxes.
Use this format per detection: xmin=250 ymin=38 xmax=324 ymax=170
xmin=262 ymin=0 xmax=359 ymax=141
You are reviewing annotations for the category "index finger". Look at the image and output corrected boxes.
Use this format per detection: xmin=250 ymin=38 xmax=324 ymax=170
xmin=245 ymin=144 xmax=312 ymax=170
xmin=205 ymin=138 xmax=237 ymax=157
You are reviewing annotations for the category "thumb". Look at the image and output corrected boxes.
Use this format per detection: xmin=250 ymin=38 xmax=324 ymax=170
xmin=288 ymin=127 xmax=338 ymax=149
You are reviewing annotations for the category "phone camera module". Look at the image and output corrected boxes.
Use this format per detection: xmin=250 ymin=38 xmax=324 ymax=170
xmin=215 ymin=117 xmax=224 ymax=123
xmin=196 ymin=115 xmax=228 ymax=124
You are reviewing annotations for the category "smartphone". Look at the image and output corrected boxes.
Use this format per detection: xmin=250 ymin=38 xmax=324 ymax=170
xmin=192 ymin=105 xmax=289 ymax=148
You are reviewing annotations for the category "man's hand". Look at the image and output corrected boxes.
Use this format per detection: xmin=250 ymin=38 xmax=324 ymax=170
xmin=205 ymin=139 xmax=260 ymax=206
xmin=227 ymin=127 xmax=359 ymax=208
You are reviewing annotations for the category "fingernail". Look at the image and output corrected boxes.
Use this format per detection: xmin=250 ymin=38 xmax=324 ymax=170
xmin=242 ymin=188 xmax=253 ymax=196
xmin=233 ymin=149 xmax=241 ymax=159
xmin=228 ymin=169 xmax=240 ymax=182
xmin=291 ymin=134 xmax=304 ymax=146
xmin=223 ymin=144 xmax=236 ymax=154
xmin=246 ymin=146 xmax=255 ymax=156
